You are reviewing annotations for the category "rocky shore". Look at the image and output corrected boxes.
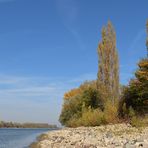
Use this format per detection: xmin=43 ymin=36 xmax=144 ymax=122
xmin=30 ymin=124 xmax=148 ymax=148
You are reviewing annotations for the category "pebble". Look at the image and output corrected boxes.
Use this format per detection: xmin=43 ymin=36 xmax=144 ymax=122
xmin=30 ymin=124 xmax=148 ymax=148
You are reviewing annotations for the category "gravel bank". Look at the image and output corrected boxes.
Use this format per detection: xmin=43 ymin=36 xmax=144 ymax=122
xmin=30 ymin=124 xmax=148 ymax=148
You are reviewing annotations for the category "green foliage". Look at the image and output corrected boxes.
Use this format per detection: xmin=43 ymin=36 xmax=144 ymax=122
xmin=59 ymin=82 xmax=119 ymax=127
xmin=67 ymin=108 xmax=106 ymax=127
xmin=59 ymin=81 xmax=104 ymax=126
xmin=122 ymin=103 xmax=128 ymax=116
xmin=66 ymin=101 xmax=119 ymax=127
xmin=59 ymin=21 xmax=121 ymax=127
xmin=119 ymin=58 xmax=148 ymax=116
xmin=128 ymin=106 xmax=136 ymax=118
xmin=130 ymin=116 xmax=148 ymax=127
xmin=59 ymin=95 xmax=82 ymax=126
xmin=81 ymin=86 xmax=102 ymax=109
xmin=59 ymin=20 xmax=148 ymax=127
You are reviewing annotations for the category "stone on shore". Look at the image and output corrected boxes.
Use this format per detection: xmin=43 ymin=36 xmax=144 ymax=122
xmin=30 ymin=124 xmax=148 ymax=148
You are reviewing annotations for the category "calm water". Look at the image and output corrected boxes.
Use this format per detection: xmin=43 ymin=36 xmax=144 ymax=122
xmin=0 ymin=128 xmax=54 ymax=148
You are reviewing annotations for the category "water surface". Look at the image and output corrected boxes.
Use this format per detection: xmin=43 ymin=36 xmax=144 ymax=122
xmin=0 ymin=128 xmax=54 ymax=148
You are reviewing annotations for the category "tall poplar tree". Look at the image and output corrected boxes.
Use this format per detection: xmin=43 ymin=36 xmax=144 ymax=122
xmin=97 ymin=21 xmax=119 ymax=104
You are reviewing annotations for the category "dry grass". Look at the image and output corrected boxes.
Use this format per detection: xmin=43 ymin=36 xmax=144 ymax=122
xmin=131 ymin=115 xmax=148 ymax=127
xmin=67 ymin=101 xmax=119 ymax=127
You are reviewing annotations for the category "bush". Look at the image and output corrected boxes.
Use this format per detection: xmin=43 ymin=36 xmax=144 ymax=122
xmin=119 ymin=58 xmax=148 ymax=117
xmin=128 ymin=106 xmax=136 ymax=118
xmin=59 ymin=81 xmax=104 ymax=126
xmin=104 ymin=100 xmax=118 ymax=123
xmin=66 ymin=101 xmax=119 ymax=127
xmin=131 ymin=116 xmax=148 ymax=127
xmin=67 ymin=107 xmax=107 ymax=127
xmin=59 ymin=95 xmax=82 ymax=126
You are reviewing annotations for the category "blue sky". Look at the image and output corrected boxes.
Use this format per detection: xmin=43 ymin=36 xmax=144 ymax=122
xmin=0 ymin=0 xmax=147 ymax=125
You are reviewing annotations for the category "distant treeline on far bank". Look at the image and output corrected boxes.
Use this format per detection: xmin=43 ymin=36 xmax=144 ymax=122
xmin=0 ymin=121 xmax=57 ymax=128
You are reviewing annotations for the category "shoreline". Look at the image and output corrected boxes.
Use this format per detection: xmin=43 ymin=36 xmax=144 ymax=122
xmin=29 ymin=123 xmax=148 ymax=148
xmin=0 ymin=127 xmax=59 ymax=130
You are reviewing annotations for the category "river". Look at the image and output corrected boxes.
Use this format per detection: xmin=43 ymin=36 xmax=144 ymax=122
xmin=0 ymin=128 xmax=54 ymax=148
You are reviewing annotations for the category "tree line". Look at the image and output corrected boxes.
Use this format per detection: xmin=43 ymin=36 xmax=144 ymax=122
xmin=59 ymin=20 xmax=148 ymax=127
xmin=0 ymin=121 xmax=57 ymax=128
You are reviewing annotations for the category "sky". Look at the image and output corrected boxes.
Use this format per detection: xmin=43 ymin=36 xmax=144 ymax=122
xmin=0 ymin=0 xmax=147 ymax=125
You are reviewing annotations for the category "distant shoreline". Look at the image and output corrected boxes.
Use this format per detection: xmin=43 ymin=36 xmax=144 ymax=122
xmin=0 ymin=121 xmax=57 ymax=129
xmin=0 ymin=127 xmax=58 ymax=129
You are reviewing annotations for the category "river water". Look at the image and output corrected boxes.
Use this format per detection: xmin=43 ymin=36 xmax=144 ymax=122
xmin=0 ymin=128 xmax=54 ymax=148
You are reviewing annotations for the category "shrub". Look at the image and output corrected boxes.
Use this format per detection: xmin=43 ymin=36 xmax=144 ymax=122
xmin=59 ymin=81 xmax=104 ymax=126
xmin=119 ymin=58 xmax=148 ymax=117
xmin=67 ymin=107 xmax=107 ymax=127
xmin=128 ymin=106 xmax=136 ymax=118
xmin=104 ymin=100 xmax=118 ymax=123
xmin=131 ymin=115 xmax=148 ymax=127
xmin=67 ymin=101 xmax=119 ymax=127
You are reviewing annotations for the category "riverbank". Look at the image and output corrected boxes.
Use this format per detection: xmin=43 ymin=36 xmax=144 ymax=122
xmin=30 ymin=123 xmax=148 ymax=148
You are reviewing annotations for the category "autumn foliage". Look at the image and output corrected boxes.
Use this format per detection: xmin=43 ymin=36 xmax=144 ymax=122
xmin=59 ymin=20 xmax=148 ymax=127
